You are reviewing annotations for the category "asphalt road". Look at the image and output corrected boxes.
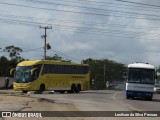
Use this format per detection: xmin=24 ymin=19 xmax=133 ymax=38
xmin=115 ymin=90 xmax=160 ymax=111
xmin=1 ymin=89 xmax=160 ymax=120
xmin=31 ymin=90 xmax=160 ymax=111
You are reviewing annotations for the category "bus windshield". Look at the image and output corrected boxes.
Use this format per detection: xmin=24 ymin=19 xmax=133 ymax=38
xmin=128 ymin=68 xmax=155 ymax=84
xmin=14 ymin=66 xmax=34 ymax=83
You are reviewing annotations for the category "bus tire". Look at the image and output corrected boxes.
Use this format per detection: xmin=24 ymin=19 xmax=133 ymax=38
xmin=149 ymin=97 xmax=153 ymax=101
xmin=60 ymin=91 xmax=65 ymax=94
xmin=75 ymin=87 xmax=79 ymax=93
xmin=67 ymin=91 xmax=72 ymax=93
xmin=75 ymin=85 xmax=81 ymax=93
xmin=22 ymin=90 xmax=28 ymax=93
xmin=146 ymin=97 xmax=152 ymax=101
xmin=126 ymin=96 xmax=129 ymax=99
xmin=39 ymin=84 xmax=45 ymax=93
xmin=77 ymin=84 xmax=81 ymax=91
xmin=68 ymin=84 xmax=75 ymax=93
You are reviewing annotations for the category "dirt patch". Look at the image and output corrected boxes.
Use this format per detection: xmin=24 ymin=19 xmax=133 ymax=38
xmin=22 ymin=97 xmax=77 ymax=111
xmin=0 ymin=95 xmax=35 ymax=111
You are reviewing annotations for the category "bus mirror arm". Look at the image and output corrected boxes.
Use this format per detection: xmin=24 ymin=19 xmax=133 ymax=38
xmin=123 ymin=72 xmax=127 ymax=77
xmin=10 ymin=68 xmax=16 ymax=76
xmin=155 ymin=74 xmax=158 ymax=79
xmin=31 ymin=68 xmax=38 ymax=75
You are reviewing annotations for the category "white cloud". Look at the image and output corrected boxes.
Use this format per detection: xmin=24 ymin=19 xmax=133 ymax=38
xmin=0 ymin=0 xmax=160 ymax=66
xmin=61 ymin=42 xmax=92 ymax=52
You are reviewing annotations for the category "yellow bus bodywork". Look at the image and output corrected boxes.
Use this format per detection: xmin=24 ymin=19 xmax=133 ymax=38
xmin=13 ymin=60 xmax=90 ymax=92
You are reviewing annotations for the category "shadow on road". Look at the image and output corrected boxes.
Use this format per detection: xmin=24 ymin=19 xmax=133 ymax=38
xmin=152 ymin=99 xmax=160 ymax=102
xmin=79 ymin=92 xmax=111 ymax=95
xmin=79 ymin=90 xmax=116 ymax=94
xmin=128 ymin=97 xmax=160 ymax=102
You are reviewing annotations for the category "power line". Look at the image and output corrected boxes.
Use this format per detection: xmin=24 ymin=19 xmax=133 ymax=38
xmin=1 ymin=47 xmax=43 ymax=53
xmin=1 ymin=1 xmax=160 ymax=21
xmin=116 ymin=0 xmax=160 ymax=8
xmin=0 ymin=17 xmax=51 ymax=27
xmin=0 ymin=13 xmax=160 ymax=31
xmin=22 ymin=47 xmax=43 ymax=52
xmin=22 ymin=0 xmax=160 ymax=18
xmin=52 ymin=24 xmax=160 ymax=38
xmin=70 ymin=0 xmax=160 ymax=11
xmin=0 ymin=1 xmax=114 ymax=17
xmin=0 ymin=6 xmax=159 ymax=40
xmin=20 ymin=0 xmax=117 ymax=7
xmin=55 ymin=26 xmax=160 ymax=40
xmin=50 ymin=49 xmax=82 ymax=61
xmin=30 ymin=0 xmax=159 ymax=9
xmin=23 ymin=0 xmax=160 ymax=12
xmin=1 ymin=16 xmax=160 ymax=40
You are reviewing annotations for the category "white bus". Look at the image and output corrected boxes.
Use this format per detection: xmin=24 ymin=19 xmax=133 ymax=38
xmin=126 ymin=62 xmax=156 ymax=100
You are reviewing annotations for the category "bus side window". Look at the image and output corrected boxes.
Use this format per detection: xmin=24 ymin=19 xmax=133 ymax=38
xmin=33 ymin=64 xmax=42 ymax=77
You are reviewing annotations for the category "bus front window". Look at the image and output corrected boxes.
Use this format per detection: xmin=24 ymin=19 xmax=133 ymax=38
xmin=14 ymin=66 xmax=34 ymax=83
xmin=128 ymin=68 xmax=155 ymax=84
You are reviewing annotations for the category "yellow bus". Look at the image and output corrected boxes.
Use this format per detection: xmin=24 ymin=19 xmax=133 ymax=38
xmin=11 ymin=60 xmax=90 ymax=93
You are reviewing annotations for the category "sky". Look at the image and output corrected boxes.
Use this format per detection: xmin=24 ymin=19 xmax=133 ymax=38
xmin=0 ymin=0 xmax=160 ymax=67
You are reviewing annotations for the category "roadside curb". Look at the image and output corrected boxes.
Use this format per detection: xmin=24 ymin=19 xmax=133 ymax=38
xmin=0 ymin=90 xmax=30 ymax=97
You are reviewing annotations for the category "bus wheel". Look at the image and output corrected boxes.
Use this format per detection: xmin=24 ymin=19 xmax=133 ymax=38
xmin=67 ymin=91 xmax=72 ymax=93
xmin=149 ymin=97 xmax=153 ymax=101
xmin=68 ymin=84 xmax=75 ymax=93
xmin=22 ymin=90 xmax=28 ymax=93
xmin=146 ymin=97 xmax=152 ymax=101
xmin=126 ymin=96 xmax=130 ymax=99
xmin=75 ymin=85 xmax=81 ymax=93
xmin=60 ymin=91 xmax=65 ymax=94
xmin=77 ymin=84 xmax=81 ymax=91
xmin=39 ymin=84 xmax=45 ymax=93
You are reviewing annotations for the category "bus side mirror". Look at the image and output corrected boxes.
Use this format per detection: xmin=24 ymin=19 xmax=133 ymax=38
xmin=155 ymin=74 xmax=158 ymax=79
xmin=123 ymin=72 xmax=127 ymax=78
xmin=10 ymin=68 xmax=16 ymax=76
xmin=31 ymin=68 xmax=38 ymax=75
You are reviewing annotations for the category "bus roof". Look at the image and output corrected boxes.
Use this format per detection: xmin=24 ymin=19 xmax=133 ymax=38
xmin=128 ymin=62 xmax=154 ymax=69
xmin=17 ymin=60 xmax=88 ymax=66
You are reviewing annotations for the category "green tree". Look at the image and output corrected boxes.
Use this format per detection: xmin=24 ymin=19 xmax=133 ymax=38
xmin=82 ymin=58 xmax=125 ymax=89
xmin=3 ymin=45 xmax=24 ymax=62
xmin=0 ymin=56 xmax=19 ymax=77
xmin=0 ymin=56 xmax=9 ymax=76
xmin=46 ymin=54 xmax=71 ymax=62
xmin=156 ymin=66 xmax=160 ymax=83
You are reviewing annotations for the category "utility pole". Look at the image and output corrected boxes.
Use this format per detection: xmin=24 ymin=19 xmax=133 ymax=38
xmin=40 ymin=26 xmax=52 ymax=60
xmin=104 ymin=64 xmax=106 ymax=85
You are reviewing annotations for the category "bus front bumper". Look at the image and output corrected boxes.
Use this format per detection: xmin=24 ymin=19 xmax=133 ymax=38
xmin=13 ymin=82 xmax=32 ymax=91
xmin=126 ymin=90 xmax=153 ymax=98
